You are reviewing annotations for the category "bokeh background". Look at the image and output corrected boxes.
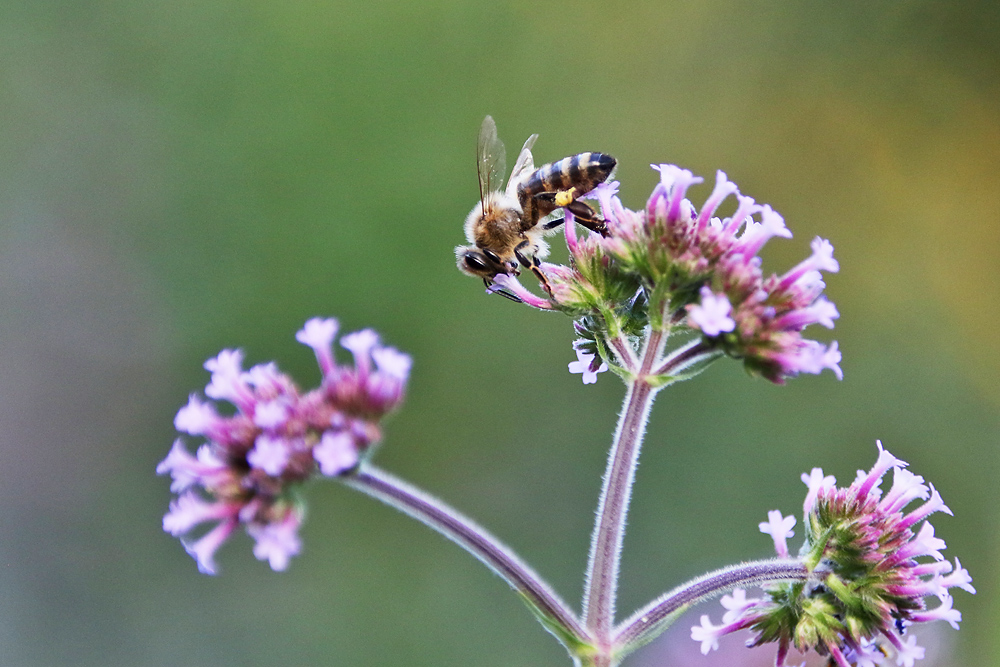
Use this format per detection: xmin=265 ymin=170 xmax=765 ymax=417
xmin=1 ymin=1 xmax=997 ymax=665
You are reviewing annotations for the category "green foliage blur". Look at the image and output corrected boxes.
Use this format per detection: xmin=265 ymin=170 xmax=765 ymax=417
xmin=0 ymin=1 xmax=997 ymax=665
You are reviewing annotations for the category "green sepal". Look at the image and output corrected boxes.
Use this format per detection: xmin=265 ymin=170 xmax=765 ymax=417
xmin=515 ymin=591 xmax=595 ymax=657
xmin=610 ymin=603 xmax=691 ymax=662
xmin=646 ymin=347 xmax=724 ymax=387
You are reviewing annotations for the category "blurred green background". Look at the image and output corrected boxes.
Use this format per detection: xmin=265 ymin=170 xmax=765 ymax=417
xmin=1 ymin=1 xmax=997 ymax=665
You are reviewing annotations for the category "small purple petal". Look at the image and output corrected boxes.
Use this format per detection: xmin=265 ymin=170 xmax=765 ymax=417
xmin=720 ymin=588 xmax=763 ymax=624
xmin=340 ymin=329 xmax=380 ymax=379
xmin=898 ymin=484 xmax=952 ymax=532
xmin=687 ymin=286 xmax=736 ymax=337
xmin=695 ymin=170 xmax=739 ymax=231
xmin=910 ymin=594 xmax=961 ymax=629
xmin=157 ymin=440 xmax=200 ymax=487
xmin=759 ymin=509 xmax=796 ymax=558
xmin=568 ymin=347 xmax=607 ymax=384
xmin=296 ymin=317 xmax=339 ymax=351
xmin=894 ymin=635 xmax=925 ymax=667
xmin=937 ymin=558 xmax=976 ymax=595
xmin=585 ymin=180 xmax=621 ymax=226
xmin=163 ymin=492 xmax=233 ymax=536
xmin=204 ymin=348 xmax=244 ymax=379
xmin=776 ymin=237 xmax=839 ymax=293
xmin=850 ymin=639 xmax=887 ymax=667
xmin=314 ymin=431 xmax=359 ymax=476
xmin=489 ymin=274 xmax=554 ymax=310
xmin=182 ymin=518 xmax=238 ymax=576
xmin=721 ymin=194 xmax=759 ymax=234
xmin=801 ymin=467 xmax=836 ymax=513
xmin=248 ymin=510 xmax=303 ymax=572
xmin=247 ymin=435 xmax=290 ymax=476
xmin=690 ymin=615 xmax=723 ymax=655
xmin=651 ymin=164 xmax=703 ymax=225
xmin=734 ymin=205 xmax=791 ymax=257
xmin=772 ymin=297 xmax=840 ymax=331
xmin=243 ymin=362 xmax=285 ymax=392
xmin=371 ymin=346 xmax=412 ymax=381
xmin=893 ymin=522 xmax=947 ymax=562
xmin=204 ymin=349 xmax=247 ymax=403
xmin=157 ymin=440 xmax=226 ymax=493
xmin=879 ymin=468 xmax=929 ymax=515
xmin=854 ymin=441 xmax=908 ymax=500
xmin=296 ymin=317 xmax=339 ymax=377
xmin=174 ymin=395 xmax=219 ymax=436
xmin=253 ymin=400 xmax=289 ymax=429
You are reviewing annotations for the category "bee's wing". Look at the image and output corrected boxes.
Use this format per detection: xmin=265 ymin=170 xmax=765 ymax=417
xmin=505 ymin=133 xmax=539 ymax=197
xmin=478 ymin=116 xmax=507 ymax=204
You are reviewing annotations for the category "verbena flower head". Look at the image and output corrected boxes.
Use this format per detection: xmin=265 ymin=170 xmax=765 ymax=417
xmin=489 ymin=165 xmax=840 ymax=385
xmin=157 ymin=318 xmax=411 ymax=574
xmin=692 ymin=442 xmax=974 ymax=666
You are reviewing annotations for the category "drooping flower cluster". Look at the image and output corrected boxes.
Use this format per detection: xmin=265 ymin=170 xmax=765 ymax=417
xmin=157 ymin=318 xmax=411 ymax=574
xmin=491 ymin=165 xmax=841 ymax=385
xmin=691 ymin=442 xmax=974 ymax=667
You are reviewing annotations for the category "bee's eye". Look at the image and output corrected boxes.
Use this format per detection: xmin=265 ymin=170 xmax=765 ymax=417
xmin=463 ymin=253 xmax=488 ymax=272
xmin=482 ymin=249 xmax=502 ymax=264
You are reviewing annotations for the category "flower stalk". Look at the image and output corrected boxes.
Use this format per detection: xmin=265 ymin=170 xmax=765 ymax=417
xmin=344 ymin=465 xmax=593 ymax=652
xmin=614 ymin=559 xmax=812 ymax=657
xmin=582 ymin=327 xmax=664 ymax=653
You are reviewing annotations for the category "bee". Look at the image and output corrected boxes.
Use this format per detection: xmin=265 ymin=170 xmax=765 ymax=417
xmin=455 ymin=116 xmax=616 ymax=300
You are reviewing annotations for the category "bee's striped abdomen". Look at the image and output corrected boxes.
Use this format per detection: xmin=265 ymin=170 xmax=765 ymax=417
xmin=521 ymin=152 xmax=616 ymax=198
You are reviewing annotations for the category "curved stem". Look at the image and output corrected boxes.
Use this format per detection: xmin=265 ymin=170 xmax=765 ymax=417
xmin=613 ymin=559 xmax=811 ymax=652
xmin=344 ymin=466 xmax=592 ymax=650
xmin=607 ymin=332 xmax=639 ymax=372
xmin=582 ymin=328 xmax=664 ymax=648
xmin=651 ymin=338 xmax=718 ymax=377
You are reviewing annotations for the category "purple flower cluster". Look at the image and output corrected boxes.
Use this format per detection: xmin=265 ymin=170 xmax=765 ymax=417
xmin=157 ymin=318 xmax=411 ymax=574
xmin=691 ymin=442 xmax=974 ymax=667
xmin=491 ymin=165 xmax=841 ymax=384
xmin=608 ymin=166 xmax=841 ymax=383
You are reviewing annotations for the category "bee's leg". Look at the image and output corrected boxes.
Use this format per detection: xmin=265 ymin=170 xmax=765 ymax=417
xmin=541 ymin=217 xmax=565 ymax=231
xmin=530 ymin=191 xmax=562 ymax=219
xmin=533 ymin=193 xmax=608 ymax=237
xmin=514 ymin=239 xmax=553 ymax=296
xmin=513 ymin=240 xmax=533 ymax=270
xmin=493 ymin=288 xmax=525 ymax=303
xmin=483 ymin=277 xmax=523 ymax=303
xmin=563 ymin=200 xmax=608 ymax=237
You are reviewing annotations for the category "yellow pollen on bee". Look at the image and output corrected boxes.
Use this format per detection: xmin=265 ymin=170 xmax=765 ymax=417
xmin=554 ymin=187 xmax=577 ymax=207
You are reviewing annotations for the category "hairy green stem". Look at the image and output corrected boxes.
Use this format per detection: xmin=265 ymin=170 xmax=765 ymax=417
xmin=582 ymin=328 xmax=665 ymax=651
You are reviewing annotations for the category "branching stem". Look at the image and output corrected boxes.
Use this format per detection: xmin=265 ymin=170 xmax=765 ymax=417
xmin=613 ymin=559 xmax=811 ymax=653
xmin=344 ymin=466 xmax=591 ymax=649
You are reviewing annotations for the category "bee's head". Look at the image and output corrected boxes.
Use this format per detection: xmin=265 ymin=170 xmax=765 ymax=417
xmin=455 ymin=245 xmax=508 ymax=279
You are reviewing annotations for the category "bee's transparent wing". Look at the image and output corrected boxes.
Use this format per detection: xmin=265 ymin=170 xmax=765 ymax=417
xmin=506 ymin=133 xmax=538 ymax=197
xmin=478 ymin=116 xmax=506 ymax=203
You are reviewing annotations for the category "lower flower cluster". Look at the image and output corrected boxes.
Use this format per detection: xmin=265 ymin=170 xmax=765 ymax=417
xmin=157 ymin=318 xmax=411 ymax=574
xmin=691 ymin=442 xmax=974 ymax=667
